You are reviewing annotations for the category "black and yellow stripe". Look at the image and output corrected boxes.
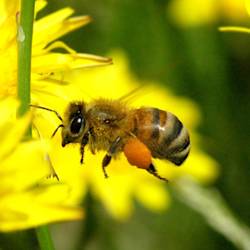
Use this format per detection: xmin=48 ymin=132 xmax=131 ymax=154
xmin=134 ymin=108 xmax=190 ymax=166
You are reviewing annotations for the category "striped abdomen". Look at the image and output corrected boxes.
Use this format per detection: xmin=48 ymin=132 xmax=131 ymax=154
xmin=132 ymin=108 xmax=190 ymax=166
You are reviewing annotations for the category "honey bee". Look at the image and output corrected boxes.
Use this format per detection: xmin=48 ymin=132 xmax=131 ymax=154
xmin=31 ymin=98 xmax=190 ymax=181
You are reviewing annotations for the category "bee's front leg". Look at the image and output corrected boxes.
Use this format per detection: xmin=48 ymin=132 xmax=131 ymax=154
xmin=80 ymin=132 xmax=89 ymax=164
xmin=102 ymin=136 xmax=122 ymax=178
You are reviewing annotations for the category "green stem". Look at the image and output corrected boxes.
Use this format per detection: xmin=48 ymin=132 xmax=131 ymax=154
xmin=17 ymin=1 xmax=55 ymax=250
xmin=36 ymin=226 xmax=56 ymax=250
xmin=17 ymin=0 xmax=34 ymax=117
xmin=174 ymin=178 xmax=250 ymax=250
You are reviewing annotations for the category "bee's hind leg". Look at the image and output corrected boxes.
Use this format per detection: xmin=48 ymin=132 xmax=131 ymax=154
xmin=147 ymin=163 xmax=168 ymax=182
xmin=102 ymin=136 xmax=122 ymax=178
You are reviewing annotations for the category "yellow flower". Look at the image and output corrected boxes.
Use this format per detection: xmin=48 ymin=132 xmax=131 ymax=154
xmin=34 ymin=51 xmax=219 ymax=220
xmin=167 ymin=0 xmax=248 ymax=27
xmin=0 ymin=0 xmax=112 ymax=231
xmin=0 ymin=0 xmax=111 ymax=99
xmin=0 ymin=98 xmax=83 ymax=232
xmin=219 ymin=0 xmax=250 ymax=33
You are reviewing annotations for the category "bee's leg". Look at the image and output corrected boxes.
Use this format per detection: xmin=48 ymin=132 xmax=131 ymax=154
xmin=32 ymin=123 xmax=59 ymax=180
xmin=45 ymin=153 xmax=59 ymax=181
xmin=88 ymin=127 xmax=96 ymax=154
xmin=102 ymin=155 xmax=111 ymax=178
xmin=102 ymin=136 xmax=122 ymax=178
xmin=147 ymin=163 xmax=168 ymax=182
xmin=80 ymin=133 xmax=89 ymax=164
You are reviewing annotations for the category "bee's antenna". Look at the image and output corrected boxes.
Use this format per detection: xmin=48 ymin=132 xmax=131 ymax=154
xmin=30 ymin=104 xmax=63 ymax=122
xmin=51 ymin=124 xmax=64 ymax=138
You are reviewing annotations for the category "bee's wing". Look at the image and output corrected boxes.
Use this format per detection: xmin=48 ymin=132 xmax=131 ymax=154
xmin=118 ymin=85 xmax=147 ymax=104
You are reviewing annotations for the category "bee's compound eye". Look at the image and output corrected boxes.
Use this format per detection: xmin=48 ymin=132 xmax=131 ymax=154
xmin=104 ymin=119 xmax=111 ymax=124
xmin=70 ymin=116 xmax=84 ymax=134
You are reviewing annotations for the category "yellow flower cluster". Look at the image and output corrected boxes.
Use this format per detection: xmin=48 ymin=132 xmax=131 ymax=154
xmin=0 ymin=0 xmax=110 ymax=231
xmin=0 ymin=0 xmax=111 ymax=99
xmin=220 ymin=0 xmax=250 ymax=33
xmin=0 ymin=98 xmax=83 ymax=231
xmin=167 ymin=0 xmax=248 ymax=27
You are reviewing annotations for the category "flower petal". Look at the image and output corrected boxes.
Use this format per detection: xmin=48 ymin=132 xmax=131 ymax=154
xmin=135 ymin=181 xmax=170 ymax=212
xmin=0 ymin=140 xmax=51 ymax=194
xmin=0 ymin=108 xmax=31 ymax=161
xmin=246 ymin=0 xmax=250 ymax=16
xmin=219 ymin=26 xmax=250 ymax=33
xmin=35 ymin=0 xmax=47 ymax=17
xmin=32 ymin=52 xmax=112 ymax=74
xmin=33 ymin=8 xmax=91 ymax=49
xmin=167 ymin=0 xmax=218 ymax=27
xmin=0 ymin=185 xmax=83 ymax=232
xmin=92 ymin=175 xmax=134 ymax=220
xmin=0 ymin=0 xmax=18 ymax=26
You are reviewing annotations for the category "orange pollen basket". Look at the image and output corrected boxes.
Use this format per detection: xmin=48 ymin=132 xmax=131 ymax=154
xmin=123 ymin=138 xmax=152 ymax=169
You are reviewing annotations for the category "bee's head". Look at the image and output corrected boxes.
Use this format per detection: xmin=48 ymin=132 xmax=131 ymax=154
xmin=30 ymin=102 xmax=87 ymax=147
xmin=61 ymin=102 xmax=87 ymax=147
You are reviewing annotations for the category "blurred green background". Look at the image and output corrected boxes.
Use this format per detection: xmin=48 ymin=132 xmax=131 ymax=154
xmin=2 ymin=0 xmax=250 ymax=249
